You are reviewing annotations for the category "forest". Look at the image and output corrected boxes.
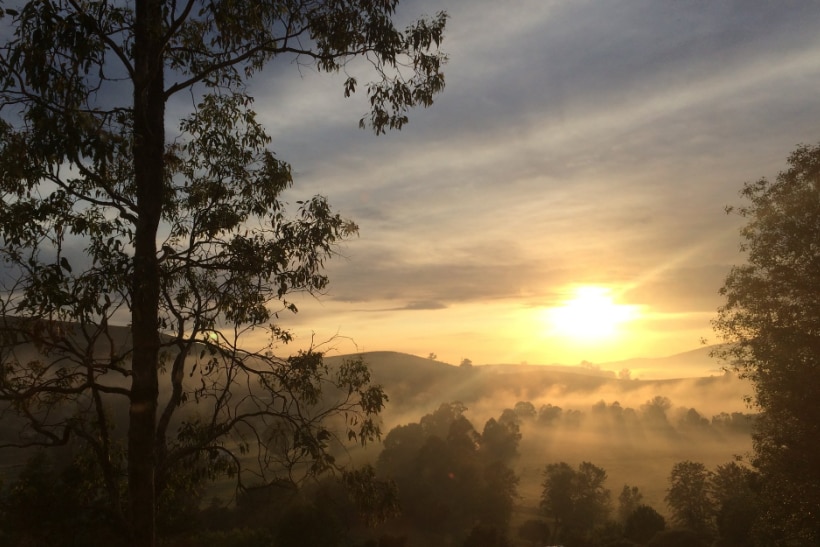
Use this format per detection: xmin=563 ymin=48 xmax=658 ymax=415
xmin=0 ymin=349 xmax=757 ymax=546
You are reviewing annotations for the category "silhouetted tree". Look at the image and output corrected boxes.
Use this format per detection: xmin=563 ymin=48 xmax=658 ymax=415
xmin=710 ymin=462 xmax=758 ymax=547
xmin=617 ymin=485 xmax=644 ymax=524
xmin=710 ymin=412 xmax=754 ymax=436
xmin=517 ymin=519 xmax=550 ymax=546
xmin=376 ymin=403 xmax=519 ymax=541
xmin=678 ymin=408 xmax=709 ymax=431
xmin=479 ymin=417 xmax=521 ymax=465
xmin=0 ymin=2 xmax=447 ymax=545
xmin=0 ymin=451 xmax=123 ymax=546
xmin=419 ymin=402 xmax=471 ymax=441
xmin=537 ymin=403 xmax=563 ymax=425
xmin=541 ymin=461 xmax=576 ymax=538
xmin=462 ymin=523 xmax=510 ymax=547
xmin=513 ymin=401 xmax=537 ymax=421
xmin=641 ymin=396 xmax=673 ymax=431
xmin=624 ymin=505 xmax=666 ymax=544
xmin=646 ymin=528 xmax=706 ymax=547
xmin=342 ymin=465 xmax=401 ymax=528
xmin=574 ymin=462 xmax=612 ymax=530
xmin=665 ymin=461 xmax=714 ymax=537
xmin=710 ymin=462 xmax=756 ymax=509
xmin=541 ymin=461 xmax=611 ymax=542
xmin=713 ymin=142 xmax=820 ymax=545
xmin=478 ymin=462 xmax=519 ymax=529
xmin=376 ymin=423 xmax=426 ymax=480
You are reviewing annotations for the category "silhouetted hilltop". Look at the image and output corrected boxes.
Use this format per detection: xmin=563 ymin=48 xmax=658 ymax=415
xmin=324 ymin=349 xmax=749 ymax=426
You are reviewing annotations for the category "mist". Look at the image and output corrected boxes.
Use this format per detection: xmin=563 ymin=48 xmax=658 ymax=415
xmin=332 ymin=350 xmax=754 ymax=517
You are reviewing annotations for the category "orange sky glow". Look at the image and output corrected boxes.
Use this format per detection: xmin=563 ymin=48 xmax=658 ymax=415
xmin=224 ymin=0 xmax=820 ymax=372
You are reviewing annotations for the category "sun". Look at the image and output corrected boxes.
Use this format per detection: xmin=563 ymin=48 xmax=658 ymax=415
xmin=543 ymin=286 xmax=638 ymax=341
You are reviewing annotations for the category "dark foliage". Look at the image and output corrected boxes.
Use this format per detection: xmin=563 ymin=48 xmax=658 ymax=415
xmin=0 ymin=451 xmax=124 ymax=546
xmin=462 ymin=523 xmax=511 ymax=547
xmin=517 ymin=518 xmax=550 ymax=546
xmin=541 ymin=460 xmax=611 ymax=543
xmin=645 ymin=528 xmax=707 ymax=547
xmin=0 ymin=1 xmax=447 ymax=544
xmin=665 ymin=461 xmax=714 ymax=536
xmin=624 ymin=505 xmax=666 ymax=544
xmin=714 ymin=142 xmax=820 ymax=544
xmin=375 ymin=402 xmax=519 ymax=542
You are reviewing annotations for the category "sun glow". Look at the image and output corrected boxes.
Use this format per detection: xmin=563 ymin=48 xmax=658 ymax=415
xmin=544 ymin=286 xmax=639 ymax=341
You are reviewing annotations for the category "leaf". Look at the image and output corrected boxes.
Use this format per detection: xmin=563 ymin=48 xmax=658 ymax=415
xmin=59 ymin=257 xmax=71 ymax=273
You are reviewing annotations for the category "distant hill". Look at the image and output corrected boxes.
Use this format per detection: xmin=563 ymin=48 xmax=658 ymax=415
xmin=324 ymin=348 xmax=751 ymax=429
xmin=0 ymin=319 xmax=738 ymax=421
xmin=0 ymin=320 xmax=745 ymax=434
xmin=594 ymin=345 xmax=725 ymax=379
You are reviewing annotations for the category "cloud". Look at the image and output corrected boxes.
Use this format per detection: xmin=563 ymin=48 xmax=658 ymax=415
xmin=356 ymin=301 xmax=449 ymax=312
xmin=214 ymin=0 xmax=820 ymax=363
xmin=324 ymin=239 xmax=561 ymax=305
xmin=10 ymin=0 xmax=819 ymax=364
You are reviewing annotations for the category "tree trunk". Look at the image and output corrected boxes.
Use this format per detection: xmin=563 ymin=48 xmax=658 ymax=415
xmin=129 ymin=0 xmax=165 ymax=545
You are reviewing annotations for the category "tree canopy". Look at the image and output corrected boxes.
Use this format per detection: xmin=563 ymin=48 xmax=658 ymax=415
xmin=540 ymin=460 xmax=611 ymax=543
xmin=0 ymin=1 xmax=447 ymax=545
xmin=375 ymin=403 xmax=520 ymax=543
xmin=665 ymin=460 xmax=714 ymax=536
xmin=713 ymin=142 xmax=820 ymax=544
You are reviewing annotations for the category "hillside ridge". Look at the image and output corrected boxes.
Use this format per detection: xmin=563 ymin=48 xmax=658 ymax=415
xmin=325 ymin=345 xmax=723 ymax=381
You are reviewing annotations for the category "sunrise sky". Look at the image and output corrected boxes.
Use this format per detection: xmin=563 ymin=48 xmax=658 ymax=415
xmin=219 ymin=0 xmax=820 ymax=366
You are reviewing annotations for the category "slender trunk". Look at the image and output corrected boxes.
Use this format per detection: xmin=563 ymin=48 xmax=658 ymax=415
xmin=130 ymin=0 xmax=165 ymax=545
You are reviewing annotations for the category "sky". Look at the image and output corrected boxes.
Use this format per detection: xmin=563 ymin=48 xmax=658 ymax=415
xmin=233 ymin=0 xmax=820 ymax=367
xmin=1 ymin=1 xmax=815 ymax=368
xmin=232 ymin=1 xmax=820 ymax=367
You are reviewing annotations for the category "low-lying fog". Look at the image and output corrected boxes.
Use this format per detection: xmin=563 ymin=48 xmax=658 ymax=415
xmin=338 ymin=350 xmax=754 ymax=514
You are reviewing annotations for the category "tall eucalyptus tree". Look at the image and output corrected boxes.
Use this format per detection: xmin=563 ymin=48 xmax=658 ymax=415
xmin=0 ymin=1 xmax=447 ymax=544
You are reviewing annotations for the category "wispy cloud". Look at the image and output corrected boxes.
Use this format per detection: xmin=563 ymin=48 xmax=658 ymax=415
xmin=248 ymin=0 xmax=820 ymax=363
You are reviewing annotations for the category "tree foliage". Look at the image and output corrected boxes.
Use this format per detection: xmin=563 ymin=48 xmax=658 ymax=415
xmin=0 ymin=1 xmax=447 ymax=545
xmin=517 ymin=518 xmax=550 ymax=547
xmin=713 ymin=142 xmax=820 ymax=544
xmin=706 ymin=462 xmax=757 ymax=546
xmin=0 ymin=450 xmax=123 ymax=546
xmin=540 ymin=460 xmax=611 ymax=542
xmin=646 ymin=528 xmax=707 ymax=547
xmin=624 ymin=504 xmax=665 ymax=544
xmin=662 ymin=459 xmax=761 ymax=546
xmin=461 ymin=522 xmax=511 ymax=547
xmin=375 ymin=403 xmax=519 ymax=542
xmin=617 ymin=484 xmax=643 ymax=524
xmin=665 ymin=460 xmax=714 ymax=536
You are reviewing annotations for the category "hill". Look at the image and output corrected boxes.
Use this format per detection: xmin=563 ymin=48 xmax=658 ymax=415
xmin=324 ymin=349 xmax=750 ymax=429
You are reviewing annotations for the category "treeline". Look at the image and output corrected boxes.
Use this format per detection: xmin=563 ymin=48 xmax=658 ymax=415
xmin=503 ymin=397 xmax=754 ymax=438
xmin=0 ymin=449 xmax=397 ymax=547
xmin=534 ymin=459 xmax=757 ymax=547
xmin=0 ymin=400 xmax=756 ymax=547
xmin=366 ymin=402 xmax=757 ymax=547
